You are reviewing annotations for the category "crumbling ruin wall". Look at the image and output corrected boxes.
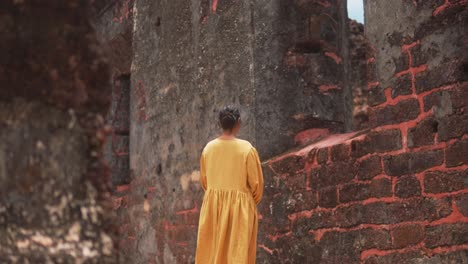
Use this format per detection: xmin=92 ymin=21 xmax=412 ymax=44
xmin=117 ymin=0 xmax=354 ymax=262
xmin=0 ymin=0 xmax=116 ymax=262
xmin=257 ymin=0 xmax=467 ymax=263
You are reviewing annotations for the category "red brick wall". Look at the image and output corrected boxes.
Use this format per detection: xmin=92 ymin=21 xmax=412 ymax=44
xmin=256 ymin=1 xmax=467 ymax=263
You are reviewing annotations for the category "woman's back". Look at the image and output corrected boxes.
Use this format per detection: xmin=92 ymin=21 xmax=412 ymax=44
xmin=202 ymin=138 xmax=253 ymax=192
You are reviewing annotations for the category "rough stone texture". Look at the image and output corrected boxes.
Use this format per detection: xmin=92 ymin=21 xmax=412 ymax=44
xmin=0 ymin=0 xmax=115 ymax=262
xmin=3 ymin=0 xmax=467 ymax=262
xmin=348 ymin=19 xmax=370 ymax=130
xmin=92 ymin=0 xmax=134 ymax=75
xmin=253 ymin=1 xmax=468 ymax=263
xmin=395 ymin=175 xmax=422 ymax=198
xmin=104 ymin=75 xmax=131 ymax=187
xmin=121 ymin=0 xmax=358 ymax=262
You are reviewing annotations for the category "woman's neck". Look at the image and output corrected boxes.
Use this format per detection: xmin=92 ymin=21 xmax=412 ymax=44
xmin=219 ymin=132 xmax=236 ymax=140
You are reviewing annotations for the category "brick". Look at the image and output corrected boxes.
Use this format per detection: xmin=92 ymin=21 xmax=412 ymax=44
xmin=410 ymin=43 xmax=434 ymax=67
xmin=270 ymin=188 xmax=300 ymax=216
xmin=317 ymin=148 xmax=328 ymax=164
xmin=407 ymin=116 xmax=438 ymax=148
xmin=292 ymin=210 xmax=334 ymax=236
xmin=423 ymin=89 xmax=451 ymax=112
xmin=357 ymin=155 xmax=383 ymax=180
xmin=383 ymin=149 xmax=444 ymax=176
xmin=425 ymin=223 xmax=468 ymax=248
xmin=370 ymin=178 xmax=392 ymax=198
xmin=315 ymin=161 xmax=357 ymax=188
xmin=450 ymin=83 xmax=468 ymax=110
xmin=363 ymin=251 xmax=425 ymax=264
xmin=317 ymin=231 xmax=361 ymax=263
xmin=358 ymin=228 xmax=392 ymax=250
xmin=423 ymin=84 xmax=467 ymax=112
xmin=456 ymin=194 xmax=468 ymax=217
xmin=369 ymin=99 xmax=420 ymax=126
xmin=319 ymin=187 xmax=338 ymax=208
xmin=292 ymin=191 xmax=317 ymax=212
xmin=275 ymin=236 xmax=322 ymax=263
xmin=333 ymin=203 xmax=365 ymax=227
xmin=424 ymin=169 xmax=467 ymax=194
xmin=270 ymin=155 xmax=306 ymax=174
xmin=351 ymin=129 xmax=402 ymax=158
xmin=438 ymin=112 xmax=468 ymax=141
xmin=391 ymin=224 xmax=424 ymax=248
xmin=433 ymin=251 xmax=468 ymax=263
xmin=330 ymin=143 xmax=350 ymax=162
xmin=283 ymin=172 xmax=307 ymax=193
xmin=339 ymin=183 xmax=370 ymax=203
xmin=395 ymin=175 xmax=421 ymax=198
xmin=368 ymin=86 xmax=386 ymax=107
xmin=334 ymin=198 xmax=451 ymax=227
xmin=270 ymin=195 xmax=294 ymax=232
xmin=446 ymin=139 xmax=468 ymax=167
xmin=415 ymin=61 xmax=466 ymax=94
xmin=339 ymin=179 xmax=391 ymax=203
xmin=391 ymin=74 xmax=412 ymax=98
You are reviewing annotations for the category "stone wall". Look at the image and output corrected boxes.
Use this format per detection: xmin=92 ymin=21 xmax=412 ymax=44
xmin=257 ymin=0 xmax=467 ymax=263
xmin=0 ymin=0 xmax=116 ymax=262
xmin=117 ymin=0 xmax=354 ymax=262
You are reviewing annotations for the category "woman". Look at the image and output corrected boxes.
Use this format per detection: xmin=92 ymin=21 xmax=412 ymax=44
xmin=195 ymin=106 xmax=264 ymax=264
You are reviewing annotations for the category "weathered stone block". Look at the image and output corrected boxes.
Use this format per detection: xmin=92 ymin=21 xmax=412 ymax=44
xmin=415 ymin=62 xmax=466 ymax=93
xmin=446 ymin=139 xmax=468 ymax=167
xmin=370 ymin=178 xmax=393 ymax=198
xmin=391 ymin=74 xmax=412 ymax=98
xmin=391 ymin=224 xmax=424 ymax=248
xmin=383 ymin=149 xmax=444 ymax=176
xmin=317 ymin=148 xmax=328 ymax=164
xmin=456 ymin=194 xmax=468 ymax=216
xmin=424 ymin=169 xmax=468 ymax=194
xmin=315 ymin=161 xmax=357 ymax=188
xmin=351 ymin=129 xmax=402 ymax=157
xmin=369 ymin=99 xmax=421 ymax=127
xmin=334 ymin=198 xmax=451 ymax=227
xmin=425 ymin=223 xmax=468 ymax=248
xmin=356 ymin=155 xmax=383 ymax=180
xmin=395 ymin=175 xmax=421 ymax=198
xmin=407 ymin=116 xmax=438 ymax=148
xmin=330 ymin=143 xmax=350 ymax=162
xmin=270 ymin=155 xmax=306 ymax=175
xmin=438 ymin=112 xmax=468 ymax=141
xmin=318 ymin=187 xmax=338 ymax=208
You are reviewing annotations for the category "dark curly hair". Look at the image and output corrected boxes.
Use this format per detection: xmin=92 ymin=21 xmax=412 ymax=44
xmin=218 ymin=105 xmax=240 ymax=132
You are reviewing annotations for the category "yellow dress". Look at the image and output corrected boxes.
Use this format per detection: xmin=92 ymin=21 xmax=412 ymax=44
xmin=195 ymin=138 xmax=264 ymax=264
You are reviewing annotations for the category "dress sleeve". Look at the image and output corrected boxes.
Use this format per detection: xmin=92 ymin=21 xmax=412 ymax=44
xmin=200 ymin=151 xmax=207 ymax=191
xmin=246 ymin=147 xmax=264 ymax=205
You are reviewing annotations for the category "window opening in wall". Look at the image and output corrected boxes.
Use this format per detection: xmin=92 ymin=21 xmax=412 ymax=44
xmin=347 ymin=0 xmax=364 ymax=23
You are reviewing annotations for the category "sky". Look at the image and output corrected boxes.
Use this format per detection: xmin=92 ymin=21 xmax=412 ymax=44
xmin=347 ymin=0 xmax=364 ymax=23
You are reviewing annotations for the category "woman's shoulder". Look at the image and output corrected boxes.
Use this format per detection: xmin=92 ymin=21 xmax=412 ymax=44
xmin=203 ymin=137 xmax=254 ymax=152
xmin=235 ymin=138 xmax=253 ymax=147
xmin=234 ymin=139 xmax=257 ymax=154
